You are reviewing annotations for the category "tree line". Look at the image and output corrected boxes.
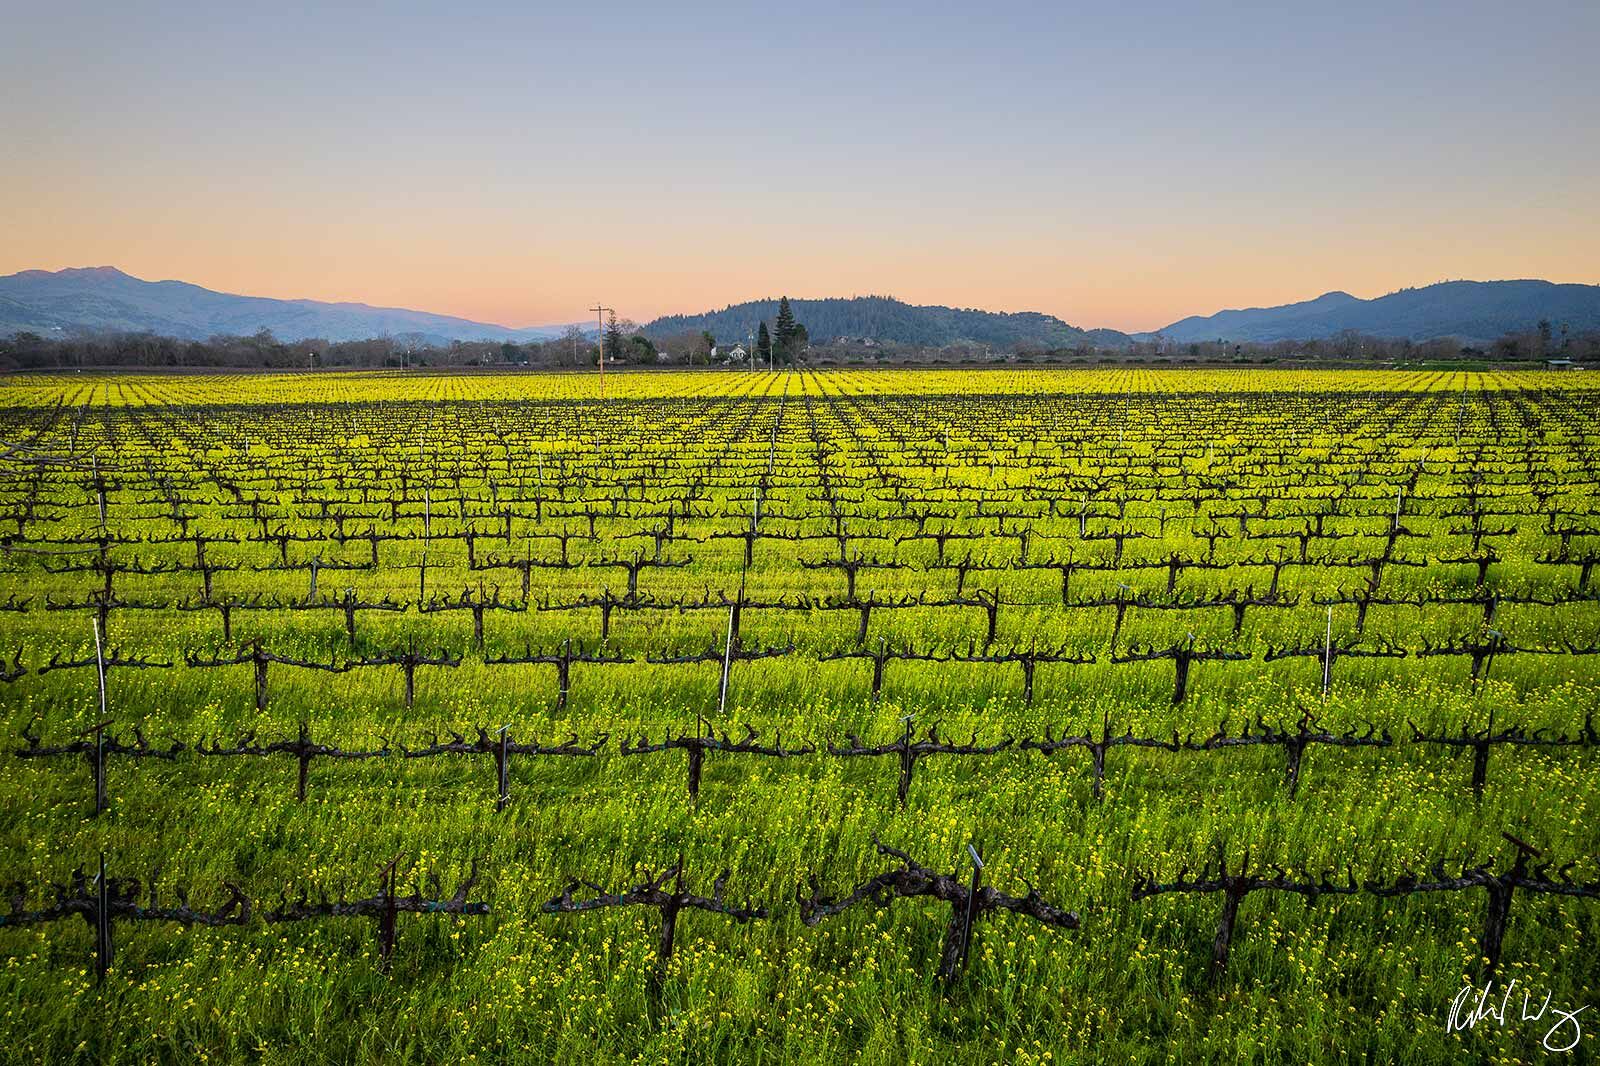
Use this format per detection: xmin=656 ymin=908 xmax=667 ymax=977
xmin=2 ymin=316 xmax=1594 ymax=372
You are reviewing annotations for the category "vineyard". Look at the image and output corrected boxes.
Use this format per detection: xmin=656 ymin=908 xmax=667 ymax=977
xmin=0 ymin=366 xmax=1597 ymax=1064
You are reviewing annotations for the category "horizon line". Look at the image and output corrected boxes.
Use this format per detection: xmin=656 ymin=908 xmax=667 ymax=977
xmin=4 ymin=263 xmax=1596 ymax=337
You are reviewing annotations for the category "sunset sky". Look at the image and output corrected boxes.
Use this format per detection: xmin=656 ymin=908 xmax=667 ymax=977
xmin=3 ymin=1 xmax=1596 ymax=333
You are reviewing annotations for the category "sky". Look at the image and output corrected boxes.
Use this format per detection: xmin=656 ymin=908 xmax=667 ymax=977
xmin=2 ymin=1 xmax=1597 ymax=333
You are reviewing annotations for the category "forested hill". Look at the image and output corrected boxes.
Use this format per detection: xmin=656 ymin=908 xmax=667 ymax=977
xmin=645 ymin=296 xmax=1131 ymax=349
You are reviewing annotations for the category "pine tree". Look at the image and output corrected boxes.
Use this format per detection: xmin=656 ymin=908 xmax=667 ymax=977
xmin=774 ymin=296 xmax=797 ymax=363
xmin=603 ymin=311 xmax=624 ymax=363
xmin=756 ymin=321 xmax=772 ymax=366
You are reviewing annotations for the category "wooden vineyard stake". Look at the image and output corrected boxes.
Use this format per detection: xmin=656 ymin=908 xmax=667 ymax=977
xmin=0 ymin=857 xmax=250 ymax=979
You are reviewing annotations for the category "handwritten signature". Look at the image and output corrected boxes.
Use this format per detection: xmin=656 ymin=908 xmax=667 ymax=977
xmin=1448 ymin=979 xmax=1588 ymax=1053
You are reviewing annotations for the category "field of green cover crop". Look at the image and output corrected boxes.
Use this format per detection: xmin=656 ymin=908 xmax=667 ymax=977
xmin=0 ymin=367 xmax=1595 ymax=1064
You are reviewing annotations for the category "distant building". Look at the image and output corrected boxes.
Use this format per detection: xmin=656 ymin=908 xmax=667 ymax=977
xmin=1547 ymin=359 xmax=1578 ymax=370
xmin=715 ymin=344 xmax=747 ymax=363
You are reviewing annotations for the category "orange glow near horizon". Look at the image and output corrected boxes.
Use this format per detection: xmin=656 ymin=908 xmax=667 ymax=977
xmin=3 ymin=4 xmax=1596 ymax=334
xmin=5 ymin=235 xmax=1597 ymax=336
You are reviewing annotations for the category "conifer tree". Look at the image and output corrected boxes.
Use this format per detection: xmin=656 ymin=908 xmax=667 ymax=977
xmin=602 ymin=311 xmax=624 ymax=363
xmin=774 ymin=297 xmax=797 ymax=360
xmin=756 ymin=321 xmax=772 ymax=366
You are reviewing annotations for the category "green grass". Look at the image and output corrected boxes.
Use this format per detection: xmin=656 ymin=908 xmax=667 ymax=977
xmin=0 ymin=367 xmax=1596 ymax=1064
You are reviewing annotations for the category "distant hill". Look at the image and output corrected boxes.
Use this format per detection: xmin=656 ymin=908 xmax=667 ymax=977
xmin=646 ymin=296 xmax=1130 ymax=350
xmin=1148 ymin=280 xmax=1600 ymax=344
xmin=0 ymin=267 xmax=570 ymax=345
xmin=8 ymin=268 xmax=1596 ymax=354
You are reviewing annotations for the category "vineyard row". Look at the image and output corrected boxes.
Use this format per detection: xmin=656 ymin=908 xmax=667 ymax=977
xmin=6 ymin=833 xmax=1596 ymax=990
xmin=17 ymin=708 xmax=1598 ymax=811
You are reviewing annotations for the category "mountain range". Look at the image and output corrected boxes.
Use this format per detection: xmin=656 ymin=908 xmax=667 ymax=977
xmin=0 ymin=267 xmax=570 ymax=346
xmin=2 ymin=267 xmax=1597 ymax=349
xmin=1144 ymin=280 xmax=1600 ymax=345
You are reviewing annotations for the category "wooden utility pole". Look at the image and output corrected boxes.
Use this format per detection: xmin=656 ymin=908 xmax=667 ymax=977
xmin=591 ymin=305 xmax=612 ymax=398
